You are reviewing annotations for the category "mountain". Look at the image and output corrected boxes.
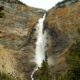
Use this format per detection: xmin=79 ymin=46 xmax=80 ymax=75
xmin=44 ymin=0 xmax=80 ymax=76
xmin=0 ymin=0 xmax=80 ymax=80
xmin=0 ymin=0 xmax=45 ymax=80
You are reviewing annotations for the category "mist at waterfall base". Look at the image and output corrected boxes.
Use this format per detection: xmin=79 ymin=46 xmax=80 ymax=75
xmin=31 ymin=14 xmax=47 ymax=80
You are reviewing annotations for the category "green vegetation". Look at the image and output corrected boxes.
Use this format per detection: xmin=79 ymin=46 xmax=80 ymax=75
xmin=0 ymin=6 xmax=4 ymax=18
xmin=64 ymin=0 xmax=78 ymax=2
xmin=56 ymin=1 xmax=66 ymax=8
xmin=38 ymin=53 xmax=52 ymax=80
xmin=56 ymin=40 xmax=80 ymax=80
xmin=0 ymin=72 xmax=14 ymax=80
xmin=18 ymin=0 xmax=26 ymax=5
xmin=56 ymin=0 xmax=78 ymax=8
xmin=78 ymin=28 xmax=80 ymax=34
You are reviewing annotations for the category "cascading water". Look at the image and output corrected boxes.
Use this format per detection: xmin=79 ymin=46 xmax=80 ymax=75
xmin=31 ymin=13 xmax=47 ymax=80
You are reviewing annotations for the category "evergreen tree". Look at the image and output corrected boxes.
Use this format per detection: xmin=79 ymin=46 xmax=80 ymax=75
xmin=38 ymin=53 xmax=52 ymax=80
xmin=56 ymin=40 xmax=80 ymax=80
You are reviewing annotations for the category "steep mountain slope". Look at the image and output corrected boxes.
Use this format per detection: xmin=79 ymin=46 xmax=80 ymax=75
xmin=0 ymin=0 xmax=45 ymax=80
xmin=44 ymin=0 xmax=80 ymax=74
xmin=0 ymin=0 xmax=80 ymax=80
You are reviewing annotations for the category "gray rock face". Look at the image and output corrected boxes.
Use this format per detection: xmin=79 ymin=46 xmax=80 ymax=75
xmin=0 ymin=0 xmax=46 ymax=80
xmin=1 ymin=0 xmax=80 ymax=79
xmin=44 ymin=0 xmax=80 ymax=76
xmin=55 ymin=0 xmax=80 ymax=8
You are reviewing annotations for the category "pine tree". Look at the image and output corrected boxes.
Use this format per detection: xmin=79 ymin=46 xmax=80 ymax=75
xmin=56 ymin=40 xmax=80 ymax=80
xmin=38 ymin=53 xmax=52 ymax=80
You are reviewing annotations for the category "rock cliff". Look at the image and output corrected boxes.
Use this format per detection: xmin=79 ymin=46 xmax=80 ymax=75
xmin=0 ymin=0 xmax=80 ymax=80
xmin=44 ymin=0 xmax=80 ymax=75
xmin=0 ymin=0 xmax=45 ymax=80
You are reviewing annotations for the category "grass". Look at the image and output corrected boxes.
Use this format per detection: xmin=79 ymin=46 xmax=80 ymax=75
xmin=0 ymin=72 xmax=14 ymax=80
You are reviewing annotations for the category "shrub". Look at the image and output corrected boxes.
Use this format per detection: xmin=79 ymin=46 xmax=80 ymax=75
xmin=56 ymin=0 xmax=78 ymax=8
xmin=0 ymin=72 xmax=14 ymax=80
xmin=77 ymin=28 xmax=80 ymax=34
xmin=0 ymin=6 xmax=4 ymax=18
xmin=56 ymin=40 xmax=80 ymax=80
xmin=0 ymin=6 xmax=4 ymax=12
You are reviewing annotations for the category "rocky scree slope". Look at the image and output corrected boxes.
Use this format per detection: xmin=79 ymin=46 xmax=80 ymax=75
xmin=0 ymin=0 xmax=45 ymax=80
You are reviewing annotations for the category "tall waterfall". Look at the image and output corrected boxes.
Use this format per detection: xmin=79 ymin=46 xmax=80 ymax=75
xmin=31 ymin=13 xmax=47 ymax=80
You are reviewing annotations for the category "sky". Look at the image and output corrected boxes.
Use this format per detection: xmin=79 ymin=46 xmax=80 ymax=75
xmin=20 ymin=0 xmax=63 ymax=10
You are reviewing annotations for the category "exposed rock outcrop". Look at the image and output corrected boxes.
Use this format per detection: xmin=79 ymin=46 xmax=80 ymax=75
xmin=0 ymin=0 xmax=46 ymax=80
xmin=0 ymin=0 xmax=80 ymax=79
xmin=44 ymin=0 xmax=80 ymax=75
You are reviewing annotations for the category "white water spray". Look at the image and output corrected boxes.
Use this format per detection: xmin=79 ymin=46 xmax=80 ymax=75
xmin=31 ymin=13 xmax=47 ymax=80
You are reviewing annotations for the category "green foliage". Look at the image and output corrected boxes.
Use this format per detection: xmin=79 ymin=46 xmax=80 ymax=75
xmin=0 ymin=72 xmax=14 ymax=80
xmin=18 ymin=0 xmax=26 ymax=5
xmin=56 ymin=1 xmax=66 ymax=8
xmin=38 ymin=54 xmax=52 ymax=80
xmin=64 ymin=0 xmax=78 ymax=2
xmin=56 ymin=40 xmax=80 ymax=80
xmin=0 ymin=12 xmax=4 ymax=18
xmin=0 ymin=6 xmax=4 ymax=18
xmin=56 ymin=0 xmax=78 ymax=8
xmin=0 ymin=6 xmax=4 ymax=12
xmin=77 ymin=28 xmax=80 ymax=34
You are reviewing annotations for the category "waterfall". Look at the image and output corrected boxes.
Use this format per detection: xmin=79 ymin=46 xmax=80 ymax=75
xmin=31 ymin=13 xmax=47 ymax=80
